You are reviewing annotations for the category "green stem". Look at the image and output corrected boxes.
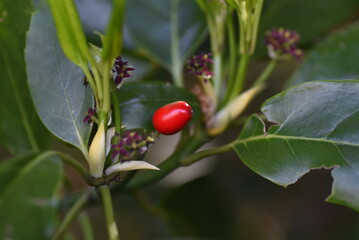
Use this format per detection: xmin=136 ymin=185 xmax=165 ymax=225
xmin=132 ymin=190 xmax=169 ymax=221
xmin=181 ymin=143 xmax=233 ymax=166
xmin=170 ymin=0 xmax=183 ymax=87
xmin=213 ymin=53 xmax=222 ymax=99
xmin=223 ymin=54 xmax=251 ymax=106
xmin=78 ymin=212 xmax=95 ymax=240
xmin=102 ymin=61 xmax=112 ymax=114
xmin=121 ymin=133 xmax=207 ymax=190
xmin=99 ymin=185 xmax=120 ymax=240
xmin=111 ymin=91 xmax=122 ymax=135
xmin=226 ymin=12 xmax=237 ymax=90
xmin=52 ymin=151 xmax=93 ymax=186
xmin=52 ymin=192 xmax=88 ymax=240
xmin=252 ymin=60 xmax=277 ymax=87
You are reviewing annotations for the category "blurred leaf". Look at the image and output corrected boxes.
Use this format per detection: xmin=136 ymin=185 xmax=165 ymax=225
xmin=101 ymin=0 xmax=125 ymax=62
xmin=287 ymin=22 xmax=359 ymax=87
xmin=25 ymin=1 xmax=93 ymax=157
xmin=0 ymin=0 xmax=50 ymax=153
xmin=0 ymin=151 xmax=63 ymax=239
xmin=118 ymin=82 xmax=200 ymax=130
xmin=256 ymin=0 xmax=359 ymax=56
xmin=125 ymin=0 xmax=207 ymax=70
xmin=234 ymin=81 xmax=359 ymax=211
xmin=161 ymin=176 xmax=233 ymax=239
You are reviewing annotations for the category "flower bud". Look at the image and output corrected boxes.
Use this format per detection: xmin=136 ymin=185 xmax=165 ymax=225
xmin=88 ymin=121 xmax=106 ymax=178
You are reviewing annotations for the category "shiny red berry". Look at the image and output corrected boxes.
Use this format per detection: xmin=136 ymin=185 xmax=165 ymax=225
xmin=152 ymin=101 xmax=193 ymax=135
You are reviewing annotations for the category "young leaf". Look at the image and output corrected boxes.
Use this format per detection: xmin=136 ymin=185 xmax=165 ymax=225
xmin=26 ymin=2 xmax=93 ymax=157
xmin=125 ymin=0 xmax=207 ymax=85
xmin=287 ymin=22 xmax=359 ymax=87
xmin=0 ymin=0 xmax=49 ymax=153
xmin=0 ymin=152 xmax=63 ymax=240
xmin=47 ymin=0 xmax=92 ymax=66
xmin=118 ymin=82 xmax=201 ymax=130
xmin=234 ymin=81 xmax=359 ymax=211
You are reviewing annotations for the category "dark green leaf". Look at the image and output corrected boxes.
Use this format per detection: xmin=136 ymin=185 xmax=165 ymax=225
xmin=234 ymin=81 xmax=359 ymax=211
xmin=0 ymin=0 xmax=49 ymax=153
xmin=256 ymin=0 xmax=359 ymax=56
xmin=125 ymin=0 xmax=207 ymax=70
xmin=287 ymin=22 xmax=359 ymax=87
xmin=118 ymin=82 xmax=200 ymax=130
xmin=25 ymin=2 xmax=93 ymax=157
xmin=0 ymin=152 xmax=63 ymax=239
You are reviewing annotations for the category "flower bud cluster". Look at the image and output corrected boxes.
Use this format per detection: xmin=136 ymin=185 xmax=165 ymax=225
xmin=185 ymin=53 xmax=214 ymax=82
xmin=265 ymin=28 xmax=302 ymax=60
xmin=112 ymin=56 xmax=135 ymax=88
xmin=111 ymin=131 xmax=155 ymax=162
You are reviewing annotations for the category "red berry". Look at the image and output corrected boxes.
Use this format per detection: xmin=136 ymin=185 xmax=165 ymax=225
xmin=152 ymin=101 xmax=193 ymax=135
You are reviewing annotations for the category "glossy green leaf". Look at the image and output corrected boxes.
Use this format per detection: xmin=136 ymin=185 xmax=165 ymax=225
xmin=256 ymin=0 xmax=359 ymax=56
xmin=287 ymin=22 xmax=359 ymax=87
xmin=125 ymin=0 xmax=207 ymax=75
xmin=0 ymin=152 xmax=63 ymax=239
xmin=234 ymin=81 xmax=359 ymax=211
xmin=26 ymin=2 xmax=93 ymax=157
xmin=0 ymin=0 xmax=50 ymax=153
xmin=118 ymin=82 xmax=200 ymax=130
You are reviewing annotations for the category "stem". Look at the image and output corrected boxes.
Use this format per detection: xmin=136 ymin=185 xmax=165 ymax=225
xmin=52 ymin=192 xmax=88 ymax=240
xmin=78 ymin=212 xmax=94 ymax=240
xmin=213 ymin=53 xmax=222 ymax=99
xmin=111 ymin=91 xmax=122 ymax=135
xmin=223 ymin=54 xmax=251 ymax=106
xmin=132 ymin=190 xmax=169 ymax=220
xmin=226 ymin=13 xmax=237 ymax=90
xmin=120 ymin=133 xmax=207 ymax=190
xmin=52 ymin=151 xmax=93 ymax=186
xmin=170 ymin=0 xmax=183 ymax=87
xmin=252 ymin=60 xmax=277 ymax=87
xmin=181 ymin=143 xmax=233 ymax=166
xmin=99 ymin=185 xmax=120 ymax=240
xmin=102 ymin=61 xmax=112 ymax=114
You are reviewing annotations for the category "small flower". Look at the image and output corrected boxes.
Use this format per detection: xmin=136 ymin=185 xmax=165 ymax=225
xmin=185 ymin=53 xmax=214 ymax=82
xmin=83 ymin=107 xmax=96 ymax=124
xmin=265 ymin=28 xmax=303 ymax=60
xmin=111 ymin=130 xmax=155 ymax=162
xmin=112 ymin=56 xmax=135 ymax=88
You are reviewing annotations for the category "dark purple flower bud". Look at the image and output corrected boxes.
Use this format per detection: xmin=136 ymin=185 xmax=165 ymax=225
xmin=185 ymin=53 xmax=214 ymax=82
xmin=83 ymin=107 xmax=96 ymax=124
xmin=112 ymin=56 xmax=135 ymax=88
xmin=265 ymin=28 xmax=303 ymax=60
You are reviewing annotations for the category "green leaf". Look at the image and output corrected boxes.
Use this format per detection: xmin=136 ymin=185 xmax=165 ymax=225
xmin=0 ymin=152 xmax=63 ymax=239
xmin=47 ymin=0 xmax=91 ymax=66
xmin=0 ymin=0 xmax=49 ymax=153
xmin=233 ymin=81 xmax=359 ymax=211
xmin=25 ymin=2 xmax=93 ymax=157
xmin=125 ymin=0 xmax=207 ymax=85
xmin=287 ymin=22 xmax=359 ymax=87
xmin=256 ymin=0 xmax=359 ymax=56
xmin=118 ymin=82 xmax=200 ymax=130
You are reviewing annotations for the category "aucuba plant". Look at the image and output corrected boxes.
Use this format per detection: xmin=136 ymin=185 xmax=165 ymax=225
xmin=2 ymin=0 xmax=359 ymax=239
